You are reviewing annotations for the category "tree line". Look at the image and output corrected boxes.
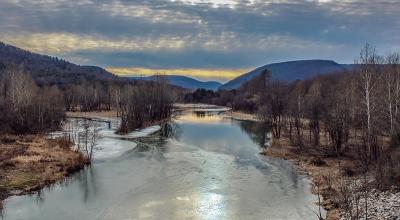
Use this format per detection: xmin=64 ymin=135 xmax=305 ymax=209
xmin=185 ymin=43 xmax=400 ymax=188
xmin=118 ymin=76 xmax=174 ymax=133
xmin=0 ymin=68 xmax=64 ymax=133
xmin=0 ymin=66 xmax=176 ymax=135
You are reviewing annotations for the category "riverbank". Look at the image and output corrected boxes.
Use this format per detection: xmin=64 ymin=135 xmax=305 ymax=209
xmin=265 ymin=135 xmax=400 ymax=220
xmin=66 ymin=110 xmax=119 ymax=120
xmin=0 ymin=135 xmax=89 ymax=207
xmin=222 ymin=110 xmax=400 ymax=220
xmin=174 ymin=103 xmax=227 ymax=109
xmin=265 ymin=138 xmax=342 ymax=220
xmin=223 ymin=110 xmax=257 ymax=121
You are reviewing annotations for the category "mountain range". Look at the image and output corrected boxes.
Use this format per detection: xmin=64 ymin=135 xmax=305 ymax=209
xmin=219 ymin=60 xmax=352 ymax=90
xmin=0 ymin=42 xmax=355 ymax=90
xmin=128 ymin=75 xmax=222 ymax=91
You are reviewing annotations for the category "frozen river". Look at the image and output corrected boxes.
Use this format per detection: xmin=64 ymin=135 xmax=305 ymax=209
xmin=1 ymin=110 xmax=323 ymax=220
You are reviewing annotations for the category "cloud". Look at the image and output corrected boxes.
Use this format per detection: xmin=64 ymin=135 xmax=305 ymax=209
xmin=1 ymin=32 xmax=188 ymax=54
xmin=0 ymin=0 xmax=399 ymax=80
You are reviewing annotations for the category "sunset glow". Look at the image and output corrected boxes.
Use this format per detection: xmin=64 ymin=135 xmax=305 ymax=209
xmin=1 ymin=0 xmax=399 ymax=81
xmin=106 ymin=67 xmax=250 ymax=82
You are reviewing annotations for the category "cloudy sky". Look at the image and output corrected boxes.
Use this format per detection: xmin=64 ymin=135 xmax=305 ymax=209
xmin=1 ymin=0 xmax=399 ymax=82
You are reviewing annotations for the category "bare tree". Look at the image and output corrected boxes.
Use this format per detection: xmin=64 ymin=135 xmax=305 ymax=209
xmin=357 ymin=43 xmax=380 ymax=161
xmin=80 ymin=119 xmax=100 ymax=161
xmin=119 ymin=74 xmax=173 ymax=133
xmin=383 ymin=52 xmax=400 ymax=135
xmin=288 ymin=80 xmax=307 ymax=148
xmin=0 ymin=67 xmax=64 ymax=133
xmin=305 ymin=78 xmax=323 ymax=146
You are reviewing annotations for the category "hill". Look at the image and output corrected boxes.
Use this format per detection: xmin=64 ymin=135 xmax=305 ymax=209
xmin=129 ymin=75 xmax=222 ymax=91
xmin=220 ymin=60 xmax=347 ymax=90
xmin=0 ymin=42 xmax=115 ymax=85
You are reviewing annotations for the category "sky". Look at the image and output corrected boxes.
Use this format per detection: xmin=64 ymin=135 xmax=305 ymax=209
xmin=1 ymin=0 xmax=400 ymax=82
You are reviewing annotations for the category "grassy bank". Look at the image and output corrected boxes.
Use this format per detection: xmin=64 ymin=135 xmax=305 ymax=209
xmin=0 ymin=135 xmax=89 ymax=206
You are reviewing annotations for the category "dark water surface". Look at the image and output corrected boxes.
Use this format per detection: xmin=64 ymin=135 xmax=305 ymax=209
xmin=2 ymin=111 xmax=322 ymax=220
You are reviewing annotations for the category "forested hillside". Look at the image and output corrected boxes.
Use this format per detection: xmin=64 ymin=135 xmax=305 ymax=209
xmin=220 ymin=60 xmax=348 ymax=90
xmin=0 ymin=42 xmax=115 ymax=86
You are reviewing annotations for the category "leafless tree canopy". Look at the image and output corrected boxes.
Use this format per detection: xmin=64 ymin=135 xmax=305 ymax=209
xmin=118 ymin=75 xmax=174 ymax=133
xmin=0 ymin=68 xmax=65 ymax=133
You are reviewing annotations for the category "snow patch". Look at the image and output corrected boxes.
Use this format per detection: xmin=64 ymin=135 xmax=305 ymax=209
xmin=52 ymin=117 xmax=162 ymax=160
xmin=94 ymin=138 xmax=137 ymax=159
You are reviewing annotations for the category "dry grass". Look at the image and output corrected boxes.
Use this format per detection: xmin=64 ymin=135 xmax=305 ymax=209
xmin=0 ymin=134 xmax=89 ymax=202
xmin=223 ymin=110 xmax=258 ymax=121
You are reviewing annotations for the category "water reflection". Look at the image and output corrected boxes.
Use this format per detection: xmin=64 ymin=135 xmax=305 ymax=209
xmin=1 ymin=110 xmax=323 ymax=220
xmin=195 ymin=111 xmax=206 ymax=118
xmin=159 ymin=122 xmax=182 ymax=140
xmin=177 ymin=111 xmax=223 ymax=124
xmin=237 ymin=120 xmax=271 ymax=148
xmin=76 ymin=166 xmax=98 ymax=203
xmin=188 ymin=110 xmax=271 ymax=149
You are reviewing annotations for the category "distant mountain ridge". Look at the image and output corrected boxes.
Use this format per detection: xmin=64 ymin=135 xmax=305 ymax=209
xmin=220 ymin=60 xmax=349 ymax=90
xmin=128 ymin=75 xmax=222 ymax=91
xmin=0 ymin=42 xmax=356 ymax=90
xmin=0 ymin=42 xmax=114 ymax=85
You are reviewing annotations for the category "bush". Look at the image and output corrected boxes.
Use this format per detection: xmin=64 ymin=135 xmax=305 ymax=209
xmin=390 ymin=131 xmax=400 ymax=148
xmin=341 ymin=165 xmax=356 ymax=177
xmin=0 ymin=135 xmax=16 ymax=143
xmin=375 ymin=150 xmax=400 ymax=189
xmin=309 ymin=157 xmax=327 ymax=166
xmin=0 ymin=160 xmax=16 ymax=169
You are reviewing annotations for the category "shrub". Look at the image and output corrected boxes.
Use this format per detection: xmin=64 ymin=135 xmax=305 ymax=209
xmin=341 ymin=165 xmax=356 ymax=177
xmin=390 ymin=131 xmax=400 ymax=148
xmin=375 ymin=150 xmax=400 ymax=189
xmin=309 ymin=157 xmax=327 ymax=166
xmin=0 ymin=160 xmax=16 ymax=169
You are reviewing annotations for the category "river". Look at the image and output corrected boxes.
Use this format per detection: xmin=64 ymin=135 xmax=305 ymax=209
xmin=1 ymin=109 xmax=324 ymax=220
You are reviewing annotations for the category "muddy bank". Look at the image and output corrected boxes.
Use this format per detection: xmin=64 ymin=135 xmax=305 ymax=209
xmin=0 ymin=135 xmax=89 ymax=204
xmin=264 ymin=142 xmax=341 ymax=219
